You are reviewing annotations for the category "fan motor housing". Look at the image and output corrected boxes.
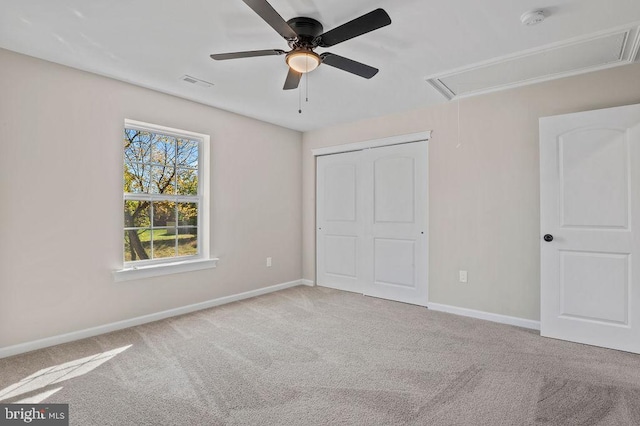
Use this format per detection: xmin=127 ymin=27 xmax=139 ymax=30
xmin=287 ymin=17 xmax=323 ymax=40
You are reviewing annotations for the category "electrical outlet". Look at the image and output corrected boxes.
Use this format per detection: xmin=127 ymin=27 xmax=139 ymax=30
xmin=266 ymin=257 xmax=272 ymax=267
xmin=459 ymin=270 xmax=468 ymax=283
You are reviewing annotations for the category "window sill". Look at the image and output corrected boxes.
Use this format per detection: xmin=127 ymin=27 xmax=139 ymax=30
xmin=113 ymin=258 xmax=219 ymax=282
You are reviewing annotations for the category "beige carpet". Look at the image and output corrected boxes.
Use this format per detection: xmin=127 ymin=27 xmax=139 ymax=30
xmin=1 ymin=285 xmax=640 ymax=425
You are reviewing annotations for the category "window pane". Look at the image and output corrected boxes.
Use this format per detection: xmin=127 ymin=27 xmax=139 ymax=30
xmin=124 ymin=229 xmax=151 ymax=261
xmin=177 ymin=227 xmax=198 ymax=256
xmin=151 ymin=134 xmax=176 ymax=166
xmin=176 ymin=168 xmax=198 ymax=195
xmin=124 ymin=201 xmax=150 ymax=227
xmin=177 ymin=139 xmax=199 ymax=168
xmin=124 ymin=162 xmax=152 ymax=193
xmin=124 ymin=129 xmax=151 ymax=164
xmin=153 ymin=201 xmax=176 ymax=227
xmin=151 ymin=166 xmax=176 ymax=194
xmin=152 ymin=229 xmax=177 ymax=259
xmin=178 ymin=203 xmax=198 ymax=226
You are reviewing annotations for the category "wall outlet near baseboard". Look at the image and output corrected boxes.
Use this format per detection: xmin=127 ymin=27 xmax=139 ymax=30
xmin=266 ymin=257 xmax=272 ymax=267
xmin=459 ymin=270 xmax=468 ymax=283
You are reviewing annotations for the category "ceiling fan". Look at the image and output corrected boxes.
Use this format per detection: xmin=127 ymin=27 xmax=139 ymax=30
xmin=210 ymin=0 xmax=391 ymax=90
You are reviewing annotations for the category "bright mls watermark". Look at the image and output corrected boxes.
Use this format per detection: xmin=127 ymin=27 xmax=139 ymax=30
xmin=0 ymin=404 xmax=68 ymax=425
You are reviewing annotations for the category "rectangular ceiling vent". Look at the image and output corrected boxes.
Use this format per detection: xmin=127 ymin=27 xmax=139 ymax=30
xmin=426 ymin=26 xmax=640 ymax=100
xmin=180 ymin=75 xmax=214 ymax=88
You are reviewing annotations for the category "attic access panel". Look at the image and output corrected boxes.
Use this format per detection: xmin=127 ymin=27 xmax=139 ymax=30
xmin=427 ymin=26 xmax=640 ymax=100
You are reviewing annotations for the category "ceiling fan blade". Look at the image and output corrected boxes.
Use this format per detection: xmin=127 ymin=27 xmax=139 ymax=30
xmin=318 ymin=9 xmax=391 ymax=47
xmin=283 ymin=68 xmax=302 ymax=90
xmin=320 ymin=53 xmax=378 ymax=79
xmin=210 ymin=49 xmax=285 ymax=60
xmin=242 ymin=0 xmax=298 ymax=40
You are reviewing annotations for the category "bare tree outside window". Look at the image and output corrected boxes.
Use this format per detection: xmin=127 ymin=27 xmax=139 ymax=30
xmin=123 ymin=127 xmax=200 ymax=263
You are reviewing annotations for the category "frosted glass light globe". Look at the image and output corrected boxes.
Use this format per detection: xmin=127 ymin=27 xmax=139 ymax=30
xmin=286 ymin=50 xmax=321 ymax=73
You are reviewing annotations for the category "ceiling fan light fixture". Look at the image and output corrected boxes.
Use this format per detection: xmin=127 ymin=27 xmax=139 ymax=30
xmin=209 ymin=1 xmax=391 ymax=90
xmin=286 ymin=50 xmax=321 ymax=73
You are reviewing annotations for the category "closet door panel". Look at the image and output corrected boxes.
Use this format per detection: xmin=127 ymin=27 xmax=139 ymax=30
xmin=316 ymin=151 xmax=364 ymax=293
xmin=362 ymin=142 xmax=428 ymax=306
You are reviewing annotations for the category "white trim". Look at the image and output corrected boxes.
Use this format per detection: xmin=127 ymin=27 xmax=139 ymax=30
xmin=426 ymin=24 xmax=640 ymax=100
xmin=124 ymin=119 xmax=207 ymax=141
xmin=301 ymin=279 xmax=315 ymax=286
xmin=427 ymin=302 xmax=541 ymax=331
xmin=113 ymin=258 xmax=219 ymax=282
xmin=311 ymin=131 xmax=431 ymax=157
xmin=0 ymin=279 xmax=305 ymax=359
xmin=200 ymin=130 xmax=211 ymax=263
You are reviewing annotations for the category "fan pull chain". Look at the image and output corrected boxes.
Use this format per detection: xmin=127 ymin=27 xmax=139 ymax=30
xmin=306 ymin=55 xmax=310 ymax=103
xmin=299 ymin=58 xmax=304 ymax=114
xmin=298 ymin=56 xmax=311 ymax=114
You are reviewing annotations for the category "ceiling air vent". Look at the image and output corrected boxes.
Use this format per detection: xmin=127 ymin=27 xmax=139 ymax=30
xmin=426 ymin=26 xmax=640 ymax=100
xmin=180 ymin=75 xmax=214 ymax=88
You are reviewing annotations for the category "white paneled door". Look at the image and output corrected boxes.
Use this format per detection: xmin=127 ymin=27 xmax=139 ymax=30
xmin=316 ymin=150 xmax=363 ymax=294
xmin=540 ymin=103 xmax=640 ymax=354
xmin=316 ymin=142 xmax=428 ymax=306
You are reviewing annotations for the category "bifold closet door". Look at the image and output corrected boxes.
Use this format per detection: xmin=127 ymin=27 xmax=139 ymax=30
xmin=316 ymin=141 xmax=428 ymax=306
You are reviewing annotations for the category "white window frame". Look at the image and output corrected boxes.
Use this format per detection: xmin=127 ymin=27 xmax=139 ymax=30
xmin=114 ymin=119 xmax=215 ymax=281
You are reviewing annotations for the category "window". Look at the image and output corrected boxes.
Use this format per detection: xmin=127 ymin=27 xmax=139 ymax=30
xmin=123 ymin=120 xmax=208 ymax=268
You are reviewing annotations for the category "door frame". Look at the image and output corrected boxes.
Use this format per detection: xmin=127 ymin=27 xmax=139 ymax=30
xmin=312 ymin=131 xmax=431 ymax=302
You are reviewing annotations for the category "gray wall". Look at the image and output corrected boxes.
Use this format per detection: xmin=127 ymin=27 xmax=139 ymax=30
xmin=302 ymin=63 xmax=640 ymax=321
xmin=0 ymin=49 xmax=303 ymax=348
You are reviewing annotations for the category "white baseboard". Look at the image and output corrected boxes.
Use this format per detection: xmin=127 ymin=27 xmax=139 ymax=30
xmin=0 ymin=279 xmax=305 ymax=359
xmin=301 ymin=279 xmax=315 ymax=286
xmin=427 ymin=302 xmax=540 ymax=331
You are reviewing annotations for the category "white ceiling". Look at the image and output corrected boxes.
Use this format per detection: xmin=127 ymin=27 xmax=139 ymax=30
xmin=1 ymin=0 xmax=639 ymax=131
